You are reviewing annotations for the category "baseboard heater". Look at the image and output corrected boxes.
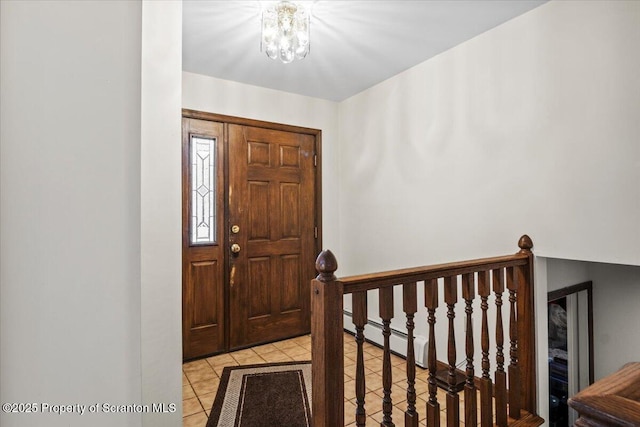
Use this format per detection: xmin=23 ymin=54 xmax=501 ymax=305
xmin=343 ymin=310 xmax=466 ymax=392
xmin=343 ymin=310 xmax=429 ymax=368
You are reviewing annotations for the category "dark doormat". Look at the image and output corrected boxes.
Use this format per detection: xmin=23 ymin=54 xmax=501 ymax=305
xmin=206 ymin=361 xmax=312 ymax=427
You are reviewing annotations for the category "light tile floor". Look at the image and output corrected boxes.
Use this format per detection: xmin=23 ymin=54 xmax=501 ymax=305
xmin=183 ymin=333 xmax=492 ymax=427
xmin=182 ymin=334 xmax=312 ymax=427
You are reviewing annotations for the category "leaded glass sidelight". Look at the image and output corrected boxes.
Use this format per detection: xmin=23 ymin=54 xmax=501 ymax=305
xmin=190 ymin=136 xmax=216 ymax=245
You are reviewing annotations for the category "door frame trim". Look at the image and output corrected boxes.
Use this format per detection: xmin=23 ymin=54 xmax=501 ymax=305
xmin=182 ymin=109 xmax=323 ymax=355
xmin=547 ymin=280 xmax=594 ymax=385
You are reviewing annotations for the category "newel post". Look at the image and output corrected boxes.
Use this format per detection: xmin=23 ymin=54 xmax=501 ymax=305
xmin=516 ymin=235 xmax=537 ymax=414
xmin=311 ymin=250 xmax=344 ymax=427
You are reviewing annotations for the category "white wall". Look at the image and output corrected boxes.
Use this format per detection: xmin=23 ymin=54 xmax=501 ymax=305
xmin=534 ymin=257 xmax=551 ymax=422
xmin=182 ymin=72 xmax=341 ymax=253
xmin=546 ymin=258 xmax=591 ymax=292
xmin=589 ymin=263 xmax=640 ymax=379
xmin=338 ymin=0 xmax=640 ymax=274
xmin=1 ymin=1 xmax=143 ymax=426
xmin=141 ymin=2 xmax=182 ymax=426
xmin=337 ymin=0 xmax=640 ymax=420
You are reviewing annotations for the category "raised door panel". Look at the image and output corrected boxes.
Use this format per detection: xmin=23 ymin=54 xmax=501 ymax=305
xmin=280 ymin=183 xmax=301 ymax=239
xmin=190 ymin=261 xmax=220 ymax=326
xmin=248 ymin=181 xmax=270 ymax=241
xmin=280 ymin=254 xmax=302 ymax=313
xmin=247 ymin=256 xmax=272 ymax=319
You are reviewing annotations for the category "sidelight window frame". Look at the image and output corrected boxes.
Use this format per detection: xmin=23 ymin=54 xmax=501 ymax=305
xmin=189 ymin=134 xmax=217 ymax=246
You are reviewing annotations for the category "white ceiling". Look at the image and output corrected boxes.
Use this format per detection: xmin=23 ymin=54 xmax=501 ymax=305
xmin=183 ymin=1 xmax=547 ymax=102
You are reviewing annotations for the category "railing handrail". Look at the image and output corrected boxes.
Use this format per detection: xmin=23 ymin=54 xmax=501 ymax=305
xmin=569 ymin=362 xmax=640 ymax=426
xmin=339 ymin=253 xmax=529 ymax=294
xmin=311 ymin=234 xmax=539 ymax=427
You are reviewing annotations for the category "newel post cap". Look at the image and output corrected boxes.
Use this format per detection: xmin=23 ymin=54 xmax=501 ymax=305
xmin=518 ymin=234 xmax=533 ymax=252
xmin=315 ymin=250 xmax=338 ymax=281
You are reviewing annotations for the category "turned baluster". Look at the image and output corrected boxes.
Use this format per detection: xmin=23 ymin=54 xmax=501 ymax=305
xmin=478 ymin=270 xmax=493 ymax=427
xmin=353 ymin=291 xmax=368 ymax=427
xmin=379 ymin=286 xmax=395 ymax=427
xmin=507 ymin=267 xmax=521 ymax=419
xmin=493 ymin=268 xmax=507 ymax=426
xmin=444 ymin=276 xmax=460 ymax=427
xmin=403 ymin=282 xmax=419 ymax=427
xmin=462 ymin=273 xmax=477 ymax=427
xmin=425 ymin=278 xmax=440 ymax=427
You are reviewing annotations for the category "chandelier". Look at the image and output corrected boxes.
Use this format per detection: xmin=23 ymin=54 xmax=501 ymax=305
xmin=261 ymin=1 xmax=310 ymax=64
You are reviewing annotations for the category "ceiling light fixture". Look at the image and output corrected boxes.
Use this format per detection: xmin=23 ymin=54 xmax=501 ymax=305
xmin=261 ymin=1 xmax=310 ymax=64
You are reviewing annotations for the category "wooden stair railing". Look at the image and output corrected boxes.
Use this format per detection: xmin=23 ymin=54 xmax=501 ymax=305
xmin=311 ymin=235 xmax=544 ymax=427
xmin=568 ymin=362 xmax=640 ymax=426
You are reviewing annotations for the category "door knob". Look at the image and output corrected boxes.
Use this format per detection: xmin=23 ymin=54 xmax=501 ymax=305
xmin=231 ymin=243 xmax=241 ymax=254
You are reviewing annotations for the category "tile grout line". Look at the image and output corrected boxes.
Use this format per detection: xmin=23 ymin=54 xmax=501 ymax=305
xmin=184 ymin=333 xmax=471 ymax=426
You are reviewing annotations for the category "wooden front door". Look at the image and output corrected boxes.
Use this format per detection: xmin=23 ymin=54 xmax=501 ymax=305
xmin=228 ymin=125 xmax=316 ymax=349
xmin=182 ymin=114 xmax=320 ymax=359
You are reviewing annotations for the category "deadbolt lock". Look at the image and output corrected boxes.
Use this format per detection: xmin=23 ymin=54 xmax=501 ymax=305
xmin=231 ymin=225 xmax=240 ymax=234
xmin=230 ymin=243 xmax=241 ymax=254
